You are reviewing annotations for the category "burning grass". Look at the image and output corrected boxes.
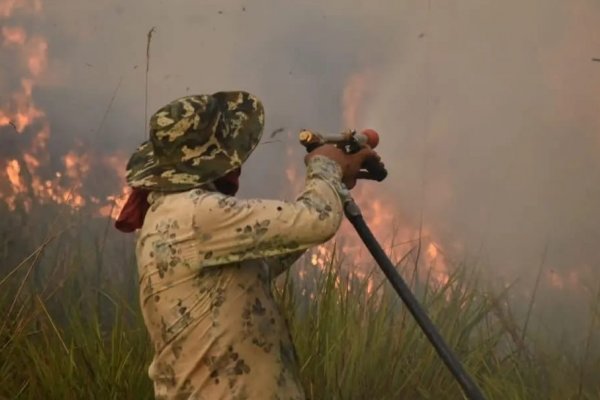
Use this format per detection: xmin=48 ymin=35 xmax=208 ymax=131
xmin=1 ymin=200 xmax=599 ymax=400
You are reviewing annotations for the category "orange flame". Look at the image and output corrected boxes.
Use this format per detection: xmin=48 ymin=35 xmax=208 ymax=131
xmin=342 ymin=71 xmax=371 ymax=128
xmin=25 ymin=35 xmax=47 ymax=77
xmin=2 ymin=159 xmax=28 ymax=210
xmin=286 ymin=70 xmax=451 ymax=290
xmin=0 ymin=1 xmax=125 ymax=216
xmin=62 ymin=151 xmax=91 ymax=182
xmin=6 ymin=159 xmax=25 ymax=191
xmin=0 ymin=3 xmax=48 ymax=132
xmin=0 ymin=0 xmax=42 ymax=18
xmin=97 ymin=154 xmax=130 ymax=219
xmin=1 ymin=25 xmax=26 ymax=46
xmin=0 ymin=79 xmax=45 ymax=132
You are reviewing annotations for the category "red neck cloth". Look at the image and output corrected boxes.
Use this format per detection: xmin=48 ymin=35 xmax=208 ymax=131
xmin=115 ymin=168 xmax=241 ymax=233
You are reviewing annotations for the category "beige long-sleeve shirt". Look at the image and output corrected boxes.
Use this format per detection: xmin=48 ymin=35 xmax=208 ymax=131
xmin=136 ymin=156 xmax=347 ymax=400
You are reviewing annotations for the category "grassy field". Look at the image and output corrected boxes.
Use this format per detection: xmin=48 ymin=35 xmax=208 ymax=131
xmin=1 ymin=199 xmax=599 ymax=400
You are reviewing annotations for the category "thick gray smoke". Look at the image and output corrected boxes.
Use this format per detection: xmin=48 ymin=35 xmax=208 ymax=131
xmin=3 ymin=1 xmax=600 ymax=320
xmin=364 ymin=1 xmax=600 ymax=287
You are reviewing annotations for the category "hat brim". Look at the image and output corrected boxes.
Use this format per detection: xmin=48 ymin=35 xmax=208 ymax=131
xmin=125 ymin=91 xmax=264 ymax=191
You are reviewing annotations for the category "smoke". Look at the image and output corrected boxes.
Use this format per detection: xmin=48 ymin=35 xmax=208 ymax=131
xmin=362 ymin=0 xmax=600 ymax=284
xmin=2 ymin=1 xmax=600 ymax=299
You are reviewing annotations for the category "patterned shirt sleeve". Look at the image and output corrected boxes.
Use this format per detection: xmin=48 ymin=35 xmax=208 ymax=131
xmin=262 ymin=156 xmax=350 ymax=277
xmin=140 ymin=155 xmax=348 ymax=274
xmin=200 ymin=155 xmax=346 ymax=267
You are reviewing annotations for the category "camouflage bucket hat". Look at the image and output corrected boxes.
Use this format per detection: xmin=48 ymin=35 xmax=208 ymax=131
xmin=125 ymin=91 xmax=264 ymax=191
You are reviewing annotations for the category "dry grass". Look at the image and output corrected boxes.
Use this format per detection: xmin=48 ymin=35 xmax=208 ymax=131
xmin=1 ymin=199 xmax=599 ymax=399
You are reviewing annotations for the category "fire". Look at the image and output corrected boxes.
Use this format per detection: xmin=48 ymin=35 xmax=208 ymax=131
xmin=62 ymin=151 xmax=91 ymax=181
xmin=0 ymin=79 xmax=45 ymax=132
xmin=6 ymin=159 xmax=25 ymax=192
xmin=2 ymin=26 xmax=26 ymax=46
xmin=2 ymin=159 xmax=27 ymax=209
xmin=0 ymin=0 xmax=454 ymax=288
xmin=546 ymin=267 xmax=588 ymax=291
xmin=0 ymin=0 xmax=126 ymax=216
xmin=426 ymin=242 xmax=450 ymax=286
xmin=0 ymin=0 xmax=42 ymax=18
xmin=98 ymin=189 xmax=129 ymax=219
xmin=25 ymin=35 xmax=47 ymax=77
xmin=0 ymin=0 xmax=48 ymax=132
xmin=96 ymin=154 xmax=130 ymax=219
xmin=342 ymin=72 xmax=371 ymax=128
xmin=0 ymin=21 xmax=48 ymax=131
xmin=285 ymin=70 xmax=452 ymax=291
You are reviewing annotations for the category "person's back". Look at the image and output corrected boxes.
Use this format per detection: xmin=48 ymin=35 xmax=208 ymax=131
xmin=116 ymin=91 xmax=380 ymax=399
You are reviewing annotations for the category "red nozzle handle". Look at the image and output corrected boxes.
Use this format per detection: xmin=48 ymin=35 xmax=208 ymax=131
xmin=360 ymin=129 xmax=380 ymax=149
xmin=357 ymin=129 xmax=386 ymax=181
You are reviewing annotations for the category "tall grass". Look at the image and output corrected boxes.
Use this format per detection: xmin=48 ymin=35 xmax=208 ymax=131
xmin=1 ymin=200 xmax=599 ymax=399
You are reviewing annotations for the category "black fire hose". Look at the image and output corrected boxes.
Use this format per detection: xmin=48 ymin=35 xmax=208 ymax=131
xmin=299 ymin=128 xmax=487 ymax=400
xmin=343 ymin=196 xmax=486 ymax=400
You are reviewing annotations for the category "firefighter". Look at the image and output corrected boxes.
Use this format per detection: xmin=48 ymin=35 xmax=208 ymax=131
xmin=116 ymin=91 xmax=380 ymax=399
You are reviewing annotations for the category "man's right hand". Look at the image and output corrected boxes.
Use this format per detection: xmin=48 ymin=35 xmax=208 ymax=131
xmin=304 ymin=144 xmax=383 ymax=189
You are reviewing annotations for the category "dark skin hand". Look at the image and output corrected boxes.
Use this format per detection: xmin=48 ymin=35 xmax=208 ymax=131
xmin=305 ymin=144 xmax=383 ymax=189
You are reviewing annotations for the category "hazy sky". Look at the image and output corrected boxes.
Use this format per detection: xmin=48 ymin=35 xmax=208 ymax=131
xmin=2 ymin=0 xmax=600 ymax=296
